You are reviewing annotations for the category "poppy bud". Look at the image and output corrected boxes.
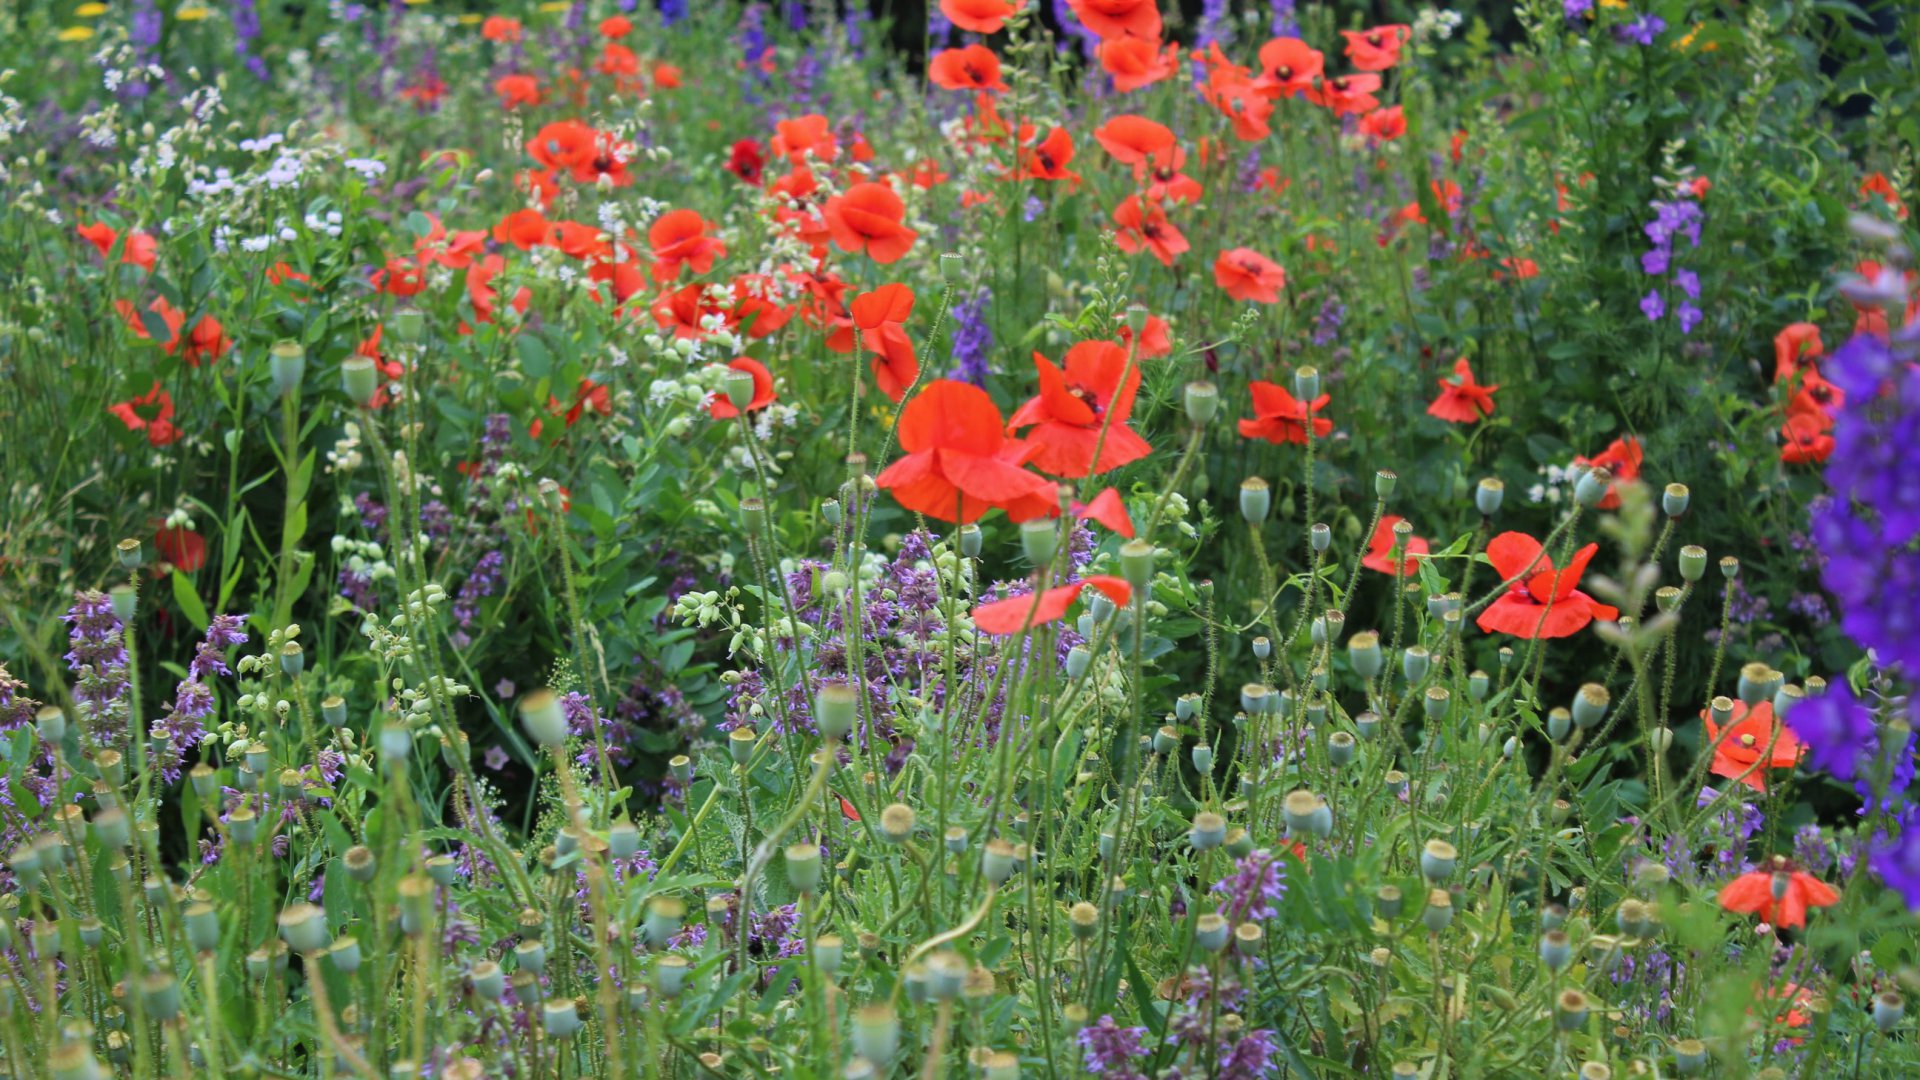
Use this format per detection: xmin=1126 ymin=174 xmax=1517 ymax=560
xmin=1573 ymin=467 xmax=1612 ymax=507
xmin=1652 ymin=726 xmax=1673 ymax=753
xmin=1348 ymin=631 xmax=1383 ymax=678
xmin=1421 ymin=889 xmax=1453 ymax=933
xmin=1662 ymin=482 xmax=1690 ymax=517
xmin=814 ymin=684 xmax=858 ymax=741
xmin=1119 ymin=539 xmax=1155 ymax=589
xmin=1673 ymin=1039 xmax=1708 ymax=1074
xmin=1356 ymin=711 xmax=1381 ymax=740
xmin=728 ymin=727 xmax=757 ymax=765
xmin=1546 ymin=708 xmax=1572 ymax=742
xmin=1875 ymin=990 xmax=1904 ymax=1032
xmin=542 ymin=1000 xmax=582 ymax=1038
xmin=852 ymin=1005 xmax=899 ymax=1065
xmin=1293 ymin=365 xmax=1320 ymax=401
xmin=1719 ymin=555 xmax=1740 ymax=579
xmin=722 ymin=367 xmax=757 ymax=413
xmin=341 ymin=356 xmax=378 ymax=406
xmin=1191 ymin=744 xmax=1214 ymax=774
xmin=269 ymin=340 xmax=306 ymax=397
xmin=1402 ymin=646 xmax=1430 ymax=684
xmin=1189 ymin=812 xmax=1226 ymax=850
xmin=1239 ymin=478 xmax=1271 ymax=525
xmin=471 ymin=960 xmax=505 ymax=1001
xmin=518 ymin=689 xmax=570 ymax=748
xmin=1555 ymin=989 xmax=1589 ymax=1030
xmin=1573 ymin=684 xmax=1609 ymax=729
xmin=1328 ymin=731 xmax=1356 ymax=767
xmin=1539 ymin=929 xmax=1571 ymax=971
xmin=1184 ymin=381 xmax=1219 ymax=425
xmin=1423 ymin=687 xmax=1450 ymax=722
xmin=957 ymin=523 xmax=982 ymax=557
xmin=115 ymin=538 xmax=144 ymax=570
xmin=1502 ymin=735 xmax=1520 ymax=759
xmin=1376 ymin=469 xmax=1398 ymax=500
xmin=1421 ymin=839 xmax=1458 ymax=882
xmin=1019 ymin=519 xmax=1058 ymax=566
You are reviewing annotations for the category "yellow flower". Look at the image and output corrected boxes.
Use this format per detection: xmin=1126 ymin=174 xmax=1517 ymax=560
xmin=537 ymin=0 xmax=571 ymax=11
xmin=1597 ymin=0 xmax=1627 ymax=7
xmin=403 ymin=0 xmax=430 ymax=5
xmin=57 ymin=25 xmax=96 ymax=40
xmin=176 ymin=4 xmax=212 ymax=19
xmin=76 ymin=2 xmax=109 ymax=17
xmin=457 ymin=12 xmax=482 ymax=23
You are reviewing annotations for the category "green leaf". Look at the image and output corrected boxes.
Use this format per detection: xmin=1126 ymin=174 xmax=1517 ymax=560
xmin=171 ymin=570 xmax=210 ymax=631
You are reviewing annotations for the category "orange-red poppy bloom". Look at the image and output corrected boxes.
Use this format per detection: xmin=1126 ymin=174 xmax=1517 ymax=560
xmin=77 ymin=222 xmax=158 ymax=272
xmin=824 ymin=182 xmax=919 ymax=265
xmin=1213 ymin=248 xmax=1286 ymax=304
xmin=481 ymin=15 xmax=522 ymax=42
xmin=495 ymin=74 xmax=540 ymax=108
xmin=155 ymin=525 xmax=208 ymax=572
xmin=940 ymin=0 xmax=1019 ymax=33
xmin=1253 ymin=37 xmax=1323 ymax=98
xmin=183 ymin=314 xmax=230 ymax=365
xmin=708 ymin=357 xmax=777 ymax=419
xmin=1304 ymin=73 xmax=1382 ymax=116
xmin=649 ymin=209 xmax=726 ymax=283
xmin=1117 ymin=314 xmax=1172 ymax=358
xmin=1358 ymin=105 xmax=1406 ymax=141
xmin=1139 ymin=146 xmax=1202 ymax=203
xmin=1780 ymin=411 xmax=1835 ymax=465
xmin=1341 ymin=25 xmax=1412 ymax=71
xmin=598 ymin=15 xmax=632 ymax=38
xmin=651 ymin=283 xmax=731 ymax=340
xmin=873 ymin=380 xmax=1058 ymax=524
xmin=1861 ymin=172 xmax=1908 ymax=220
xmin=1772 ymin=322 xmax=1823 ymax=384
xmin=493 ymin=208 xmax=552 ymax=250
xmin=973 ymin=576 xmax=1133 ymax=635
xmin=1239 ymin=381 xmax=1331 ymax=445
xmin=930 ymin=45 xmax=1009 ymax=93
xmin=1067 ymin=0 xmax=1161 ymax=40
xmin=1476 ymin=533 xmax=1619 ymax=639
xmin=1427 ymin=357 xmax=1498 ymax=423
xmin=1019 ymin=127 xmax=1082 ymax=187
xmin=1572 ymin=436 xmax=1642 ymax=510
xmin=1718 ymin=857 xmax=1838 ymax=930
xmin=528 ymin=120 xmax=599 ymax=173
xmin=1099 ymin=35 xmax=1179 ymax=92
xmin=1362 ymin=515 xmax=1429 ymax=576
xmin=773 ymin=114 xmax=838 ymax=164
xmin=850 ymin=283 xmax=921 ymax=402
xmin=1112 ymin=196 xmax=1187 ymax=266
xmin=116 ymin=296 xmax=186 ymax=353
xmin=108 ymin=382 xmax=181 ymax=447
xmin=1094 ymin=114 xmax=1176 ymax=167
xmin=1074 ymin=488 xmax=1135 ymax=537
xmin=1008 ymin=341 xmax=1151 ymax=478
xmin=1703 ymin=701 xmax=1804 ymax=792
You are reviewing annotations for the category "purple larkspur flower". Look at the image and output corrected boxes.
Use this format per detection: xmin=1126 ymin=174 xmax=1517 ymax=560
xmin=1212 ymin=849 xmax=1288 ymax=923
xmin=1611 ymin=14 xmax=1666 ymax=46
xmin=1640 ymin=289 xmax=1665 ymax=322
xmin=1077 ymin=1015 xmax=1150 ymax=1079
xmin=1786 ymin=683 xmax=1878 ymax=784
xmin=950 ymin=287 xmax=994 ymax=387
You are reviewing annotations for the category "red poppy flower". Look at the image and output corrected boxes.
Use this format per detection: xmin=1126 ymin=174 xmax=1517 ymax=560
xmin=940 ymin=0 xmax=1019 ymax=33
xmin=651 ymin=283 xmax=731 ymax=339
xmin=930 ymin=45 xmax=1009 ymax=93
xmin=1703 ymin=702 xmax=1804 ymax=792
xmin=1117 ymin=314 xmax=1172 ymax=358
xmin=495 ymin=74 xmax=540 ymax=108
xmin=566 ymin=132 xmax=634 ymax=188
xmin=372 ymin=255 xmax=428 ymax=297
xmin=850 ymin=283 xmax=921 ymax=402
xmin=1099 ymin=35 xmax=1179 ymax=93
xmin=1772 ymin=322 xmax=1823 ymax=384
xmin=184 ymin=315 xmax=230 ymax=366
xmin=1303 ymin=73 xmax=1382 ymax=116
xmin=1213 ymin=248 xmax=1286 ymax=304
xmin=155 ymin=525 xmax=208 ymax=573
xmin=1572 ymin=436 xmax=1642 ymax=510
xmin=873 ymin=380 xmax=1058 ymax=524
xmin=1475 ymin=532 xmax=1619 ymax=640
xmin=731 ymin=274 xmax=796 ymax=339
xmin=266 ymin=262 xmax=309 ymax=291
xmin=824 ymin=182 xmax=919 ymax=265
xmin=1427 ymin=357 xmax=1498 ymax=423
xmin=1785 ymin=367 xmax=1846 ymax=418
xmin=1860 ymin=172 xmax=1908 ymax=220
xmin=599 ymin=15 xmax=631 ymax=38
xmin=551 ymin=220 xmax=613 ymax=262
xmin=773 ymin=114 xmax=838 ymax=164
xmin=1341 ymin=25 xmax=1412 ymax=71
xmin=1019 ymin=127 xmax=1082 ymax=187
xmin=1074 ymin=488 xmax=1135 ymax=537
xmin=708 ymin=357 xmax=777 ymax=419
xmin=1362 ymin=515 xmax=1429 ymax=576
xmin=1252 ymin=37 xmax=1323 ymax=98
xmin=466 ymin=255 xmax=530 ymax=327
xmin=1780 ymin=411 xmax=1835 ymax=465
xmin=1718 ymin=857 xmax=1838 ymax=929
xmin=528 ymin=120 xmax=598 ymax=172
xmin=115 ymin=296 xmax=185 ymax=353
xmin=1238 ymin=381 xmax=1331 ymax=445
xmin=973 ymin=576 xmax=1133 ymax=635
xmin=562 ymin=378 xmax=612 ymax=428
xmin=1138 ymin=146 xmax=1202 ymax=203
xmin=1094 ymin=114 xmax=1176 ymax=167
xmin=108 ymin=381 xmax=181 ymax=447
xmin=1112 ymin=196 xmax=1188 ymax=266
xmin=836 ymin=793 xmax=861 ymax=822
xmin=493 ymin=208 xmax=551 ymax=250
xmin=1067 ymin=0 xmax=1161 ymax=41
xmin=649 ymin=209 xmax=726 ymax=283
xmin=77 ymin=222 xmax=158 ymax=272
xmin=726 ymin=139 xmax=766 ymax=185
xmin=1007 ymin=341 xmax=1151 ymax=478
xmin=1494 ymin=257 xmax=1538 ymax=281
xmin=481 ymin=15 xmax=522 ymax=42
xmin=1199 ymin=65 xmax=1273 ymax=141
xmin=1358 ymin=105 xmax=1406 ymax=142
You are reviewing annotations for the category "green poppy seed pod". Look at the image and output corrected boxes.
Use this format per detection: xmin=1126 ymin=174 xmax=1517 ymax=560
xmin=237 ymin=740 xmax=267 ymax=775
xmin=1063 ymin=645 xmax=1092 ymax=679
xmin=946 ymin=826 xmax=970 ymax=855
xmin=1019 ymin=519 xmax=1058 ymax=566
xmin=1468 ymin=669 xmax=1490 ymax=702
xmin=1539 ymin=929 xmax=1572 ymax=971
xmin=1541 ymin=903 xmax=1568 ymax=931
xmin=116 ymin=537 xmax=144 ymax=570
xmin=471 ymin=960 xmax=505 ymax=1001
xmin=1737 ymin=662 xmax=1776 ymax=706
xmin=807 ymin=933 xmax=843 ymax=978
xmin=819 ymin=498 xmax=844 ymax=529
xmin=1239 ymin=683 xmax=1270 ymax=714
xmin=1119 ymin=539 xmax=1155 ymax=590
xmin=341 ymin=356 xmax=379 ymax=406
xmin=982 ymin=838 xmax=1017 ymax=885
xmin=35 ymin=704 xmax=67 ymax=746
xmin=1707 ymin=696 xmax=1734 ymax=729
xmin=981 ymin=1051 xmax=1020 ymax=1080
xmin=1663 ymin=482 xmax=1691 ymax=517
xmin=328 ymin=936 xmax=362 ymax=974
xmin=514 ymin=938 xmax=547 ymax=975
xmin=1421 ymin=839 xmax=1458 ymax=883
xmin=927 ymin=951 xmax=966 ymax=1001
xmin=50 ymin=1042 xmax=104 ymax=1080
xmin=1424 ymin=592 xmax=1450 ymax=620
xmin=853 ymin=1005 xmax=900 ymax=1065
xmin=1068 ymin=901 xmax=1101 ymax=940
xmin=1190 ymin=812 xmax=1226 ymax=851
xmin=1347 ymin=631 xmax=1383 ymax=678
xmin=1384 ymin=769 xmax=1409 ymax=798
xmin=397 ymin=875 xmax=434 ymax=936
xmin=1673 ymin=1039 xmax=1708 ymax=1074
xmin=92 ymin=807 xmax=130 ymax=851
xmin=542 ymin=999 xmax=582 ymax=1038
xmin=318 ymin=695 xmax=347 ymax=729
xmin=1402 ymin=646 xmax=1430 ymax=684
xmin=1310 ymin=522 xmax=1331 ymax=552
xmin=1239 ymin=478 xmax=1271 ymax=525
xmin=141 ymin=972 xmax=181 ymax=1021
xmin=1579 ymin=1064 xmax=1611 ymax=1080
xmin=1653 ymin=726 xmax=1674 ymax=754
xmin=511 ymin=970 xmax=543 ymax=1006
xmin=721 ymin=367 xmax=757 ymax=413
xmin=1172 ymin=693 xmax=1197 ymax=721
xmin=1545 ymin=708 xmax=1572 ymax=742
xmin=228 ymin=807 xmax=258 ymax=846
xmin=185 ymin=902 xmax=219 ymax=952
xmin=1555 ymin=988 xmax=1590 ymax=1031
xmin=423 ymin=853 xmax=458 ymax=886
xmin=608 ymin=820 xmax=641 ymax=861
xmin=649 ymin=953 xmax=689 ymax=999
xmin=1233 ymin=922 xmax=1262 ymax=952
xmin=1282 ymin=790 xmax=1320 ymax=837
xmin=1475 ymin=477 xmax=1505 ymax=516
xmin=278 ymin=903 xmax=330 ymax=954
xmin=941 ymin=252 xmax=965 ymax=284
xmin=786 ymin=843 xmax=823 ymax=895
xmin=1574 ymin=466 xmax=1612 ymax=507
xmin=1422 ymin=686 xmax=1450 ymax=722
xmin=391 ymin=308 xmax=425 ymax=344
xmin=1250 ymin=634 xmax=1273 ymax=660
xmin=1328 ymin=731 xmax=1356 ymax=767
xmin=728 ymin=727 xmax=757 ymax=766
xmin=379 ymin=721 xmax=411 ymax=764
xmin=814 ymin=684 xmax=858 ymax=742
xmin=343 ymin=845 xmax=376 ymax=883
xmin=1191 ymin=743 xmax=1215 ymax=774
xmin=1152 ymin=724 xmax=1180 ymax=754
xmin=188 ymin=763 xmax=217 ymax=801
xmin=1719 ymin=554 xmax=1740 ymax=579
xmin=1806 ymin=675 xmax=1828 ymax=696
xmin=1391 ymin=1063 xmax=1419 ymax=1080
xmin=1573 ymin=684 xmax=1609 ymax=730
xmin=739 ymin=497 xmax=767 ymax=536
xmin=1355 ymin=711 xmax=1380 ymax=741
xmin=1773 ymin=683 xmax=1805 ymax=718
xmin=1421 ymin=889 xmax=1454 ymax=933
xmin=27 ymin=917 xmax=58 ymax=959
xmin=1195 ymin=913 xmax=1230 ymax=952
xmin=1875 ymin=990 xmax=1905 ymax=1032
xmin=1124 ymin=304 xmax=1149 ymax=333
xmin=1650 ymin=585 xmax=1683 ymax=615
xmin=1225 ymin=827 xmax=1255 ymax=858
xmin=1184 ymin=381 xmax=1219 ymax=425
xmin=1293 ymin=365 xmax=1320 ymax=401
xmin=947 ymin=524 xmax=981 ymax=562
xmin=77 ymin=916 xmax=104 ymax=948
xmin=1502 ymin=735 xmax=1520 ymax=759
xmin=108 ymin=583 xmax=138 ymax=625
xmin=1376 ymin=469 xmax=1398 ymax=500
xmin=642 ymin=896 xmax=686 ymax=949
xmin=269 ymin=340 xmax=307 ymax=397
xmin=1677 ymin=544 xmax=1708 ymax=582
xmin=280 ymin=641 xmax=305 ymax=677
xmin=518 ymin=690 xmax=569 ymax=748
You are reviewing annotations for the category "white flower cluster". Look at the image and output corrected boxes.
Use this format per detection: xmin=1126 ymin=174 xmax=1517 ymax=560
xmin=1527 ymin=463 xmax=1575 ymax=505
xmin=331 ymin=533 xmax=395 ymax=586
xmin=1413 ymin=8 xmax=1463 ymax=42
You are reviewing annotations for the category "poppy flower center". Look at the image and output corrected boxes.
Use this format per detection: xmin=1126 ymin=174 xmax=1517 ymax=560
xmin=1739 ymin=733 xmax=1756 ymax=748
xmin=1275 ymin=65 xmax=1293 ymax=79
xmin=1366 ymin=32 xmax=1382 ymax=46
xmin=1068 ymin=385 xmax=1104 ymax=416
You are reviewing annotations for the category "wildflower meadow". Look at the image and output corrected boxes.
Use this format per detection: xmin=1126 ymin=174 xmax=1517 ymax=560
xmin=3 ymin=0 xmax=1920 ymax=1076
